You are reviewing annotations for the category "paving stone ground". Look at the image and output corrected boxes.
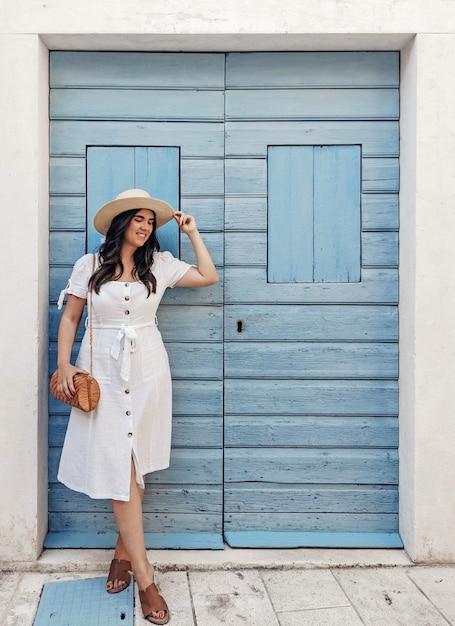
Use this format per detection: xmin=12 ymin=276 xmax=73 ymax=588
xmin=1 ymin=564 xmax=455 ymax=625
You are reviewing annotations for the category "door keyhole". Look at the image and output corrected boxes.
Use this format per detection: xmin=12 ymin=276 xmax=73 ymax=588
xmin=237 ymin=320 xmax=245 ymax=333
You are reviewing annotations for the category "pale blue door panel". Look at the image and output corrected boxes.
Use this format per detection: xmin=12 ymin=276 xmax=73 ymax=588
xmin=51 ymin=52 xmax=226 ymax=89
xmin=268 ymin=146 xmax=314 ymax=282
xmin=86 ymin=146 xmax=179 ymax=255
xmin=226 ymin=88 xmax=399 ymax=121
xmin=225 ymin=52 xmax=399 ymax=88
xmin=313 ymin=145 xmax=361 ymax=282
xmin=48 ymin=51 xmax=224 ymax=550
xmin=267 ymin=145 xmax=361 ymax=283
xmin=224 ymin=51 xmax=400 ymax=549
xmin=51 ymin=88 xmax=224 ymax=121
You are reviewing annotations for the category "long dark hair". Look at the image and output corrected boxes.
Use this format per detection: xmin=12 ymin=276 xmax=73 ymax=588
xmin=89 ymin=209 xmax=160 ymax=296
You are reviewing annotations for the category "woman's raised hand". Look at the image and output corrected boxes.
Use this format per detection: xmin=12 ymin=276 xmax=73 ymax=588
xmin=173 ymin=212 xmax=198 ymax=235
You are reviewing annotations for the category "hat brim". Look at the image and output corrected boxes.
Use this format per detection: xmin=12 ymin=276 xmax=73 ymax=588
xmin=94 ymin=196 xmax=175 ymax=235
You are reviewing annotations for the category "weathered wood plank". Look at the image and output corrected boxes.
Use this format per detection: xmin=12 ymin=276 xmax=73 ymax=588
xmin=49 ymin=156 xmax=86 ymax=195
xmin=181 ymin=159 xmax=224 ymax=196
xmin=169 ymin=416 xmax=223 ymax=448
xmin=224 ymin=530 xmax=402 ymax=548
xmin=45 ymin=531 xmax=224 ymax=549
xmin=167 ymin=343 xmax=223 ymax=380
xmin=180 ymin=232 xmax=223 ymax=267
xmin=363 ymin=158 xmax=399 ymax=192
xmin=51 ymin=52 xmax=225 ymax=89
xmin=50 ymin=196 xmax=86 ymax=230
xmin=226 ymin=52 xmax=399 ymax=88
xmin=224 ymin=512 xmax=398 ymax=532
xmin=49 ymin=483 xmax=222 ymax=513
xmin=225 ymin=197 xmax=267 ymax=231
xmin=363 ymin=231 xmax=399 ymax=266
xmin=226 ymin=120 xmax=399 ymax=158
xmin=226 ymin=89 xmax=399 ymax=120
xmin=49 ymin=414 xmax=222 ymax=448
xmin=50 ymin=231 xmax=86 ymax=264
xmin=225 ymin=343 xmax=398 ymax=379
xmin=224 ymin=484 xmax=398 ymax=513
xmin=224 ymin=267 xmax=398 ymax=304
xmin=180 ymin=197 xmax=224 ymax=231
xmin=225 ymin=121 xmax=399 ymax=158
xmin=51 ymin=88 xmax=224 ymax=121
xmin=362 ymin=194 xmax=399 ymax=230
xmin=224 ymin=379 xmax=398 ymax=416
xmin=175 ymin=380 xmax=223 ymax=416
xmin=224 ymin=415 xmax=398 ymax=448
xmin=225 ymin=448 xmax=398 ymax=484
xmin=50 ymin=120 xmax=225 ymax=158
xmin=49 ymin=511 xmax=222 ymax=533
xmin=224 ymin=304 xmax=398 ymax=340
xmin=49 ymin=447 xmax=223 ymax=484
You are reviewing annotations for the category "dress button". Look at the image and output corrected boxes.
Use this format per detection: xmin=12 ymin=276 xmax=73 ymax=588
xmin=127 ymin=432 xmax=133 ymax=438
xmin=125 ymin=310 xmax=130 ymax=315
xmin=126 ymin=410 xmax=131 ymax=416
xmin=125 ymin=283 xmax=130 ymax=287
xmin=125 ymin=388 xmax=130 ymax=394
xmin=125 ymin=295 xmax=130 ymax=301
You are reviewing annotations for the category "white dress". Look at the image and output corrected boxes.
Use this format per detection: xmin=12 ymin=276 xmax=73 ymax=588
xmin=57 ymin=251 xmax=192 ymax=501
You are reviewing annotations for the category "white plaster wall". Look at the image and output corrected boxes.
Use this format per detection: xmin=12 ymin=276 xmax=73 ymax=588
xmin=400 ymin=34 xmax=455 ymax=562
xmin=1 ymin=0 xmax=455 ymax=37
xmin=0 ymin=35 xmax=49 ymax=561
xmin=0 ymin=0 xmax=455 ymax=563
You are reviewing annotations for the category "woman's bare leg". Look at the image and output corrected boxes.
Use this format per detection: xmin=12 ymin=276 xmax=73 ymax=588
xmin=106 ymin=486 xmax=144 ymax=592
xmin=111 ymin=464 xmax=165 ymax=621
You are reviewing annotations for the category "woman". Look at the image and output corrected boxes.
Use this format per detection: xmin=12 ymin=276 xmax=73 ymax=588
xmin=55 ymin=189 xmax=218 ymax=625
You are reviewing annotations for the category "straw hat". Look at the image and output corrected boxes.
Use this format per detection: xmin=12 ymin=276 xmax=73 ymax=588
xmin=93 ymin=189 xmax=175 ymax=235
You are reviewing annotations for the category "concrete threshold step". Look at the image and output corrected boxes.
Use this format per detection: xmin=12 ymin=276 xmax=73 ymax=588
xmin=1 ymin=547 xmax=413 ymax=573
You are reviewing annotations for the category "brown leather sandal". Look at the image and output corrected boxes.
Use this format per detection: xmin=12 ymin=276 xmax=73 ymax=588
xmin=139 ymin=582 xmax=169 ymax=625
xmin=106 ymin=558 xmax=132 ymax=594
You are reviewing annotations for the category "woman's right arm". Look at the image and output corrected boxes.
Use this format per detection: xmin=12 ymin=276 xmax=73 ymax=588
xmin=57 ymin=294 xmax=87 ymax=400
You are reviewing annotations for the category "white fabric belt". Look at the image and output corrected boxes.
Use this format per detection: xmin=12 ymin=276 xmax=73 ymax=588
xmin=90 ymin=319 xmax=158 ymax=382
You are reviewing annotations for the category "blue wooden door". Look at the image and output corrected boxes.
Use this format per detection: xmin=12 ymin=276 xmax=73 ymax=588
xmin=48 ymin=52 xmax=225 ymax=549
xmin=48 ymin=51 xmax=400 ymax=549
xmin=223 ymin=52 xmax=401 ymax=548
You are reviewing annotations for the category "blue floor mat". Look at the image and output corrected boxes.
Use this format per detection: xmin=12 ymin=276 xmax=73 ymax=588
xmin=33 ymin=577 xmax=133 ymax=626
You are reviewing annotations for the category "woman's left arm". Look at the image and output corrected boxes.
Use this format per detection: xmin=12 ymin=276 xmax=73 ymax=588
xmin=173 ymin=212 xmax=219 ymax=288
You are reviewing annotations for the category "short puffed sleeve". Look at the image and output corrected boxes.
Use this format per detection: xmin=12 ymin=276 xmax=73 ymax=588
xmin=154 ymin=251 xmax=193 ymax=289
xmin=57 ymin=254 xmax=95 ymax=309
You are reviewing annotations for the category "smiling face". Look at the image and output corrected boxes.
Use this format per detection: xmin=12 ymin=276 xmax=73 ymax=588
xmin=123 ymin=209 xmax=156 ymax=249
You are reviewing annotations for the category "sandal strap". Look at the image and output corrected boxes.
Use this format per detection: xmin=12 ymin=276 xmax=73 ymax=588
xmin=107 ymin=558 xmax=131 ymax=583
xmin=139 ymin=582 xmax=169 ymax=620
